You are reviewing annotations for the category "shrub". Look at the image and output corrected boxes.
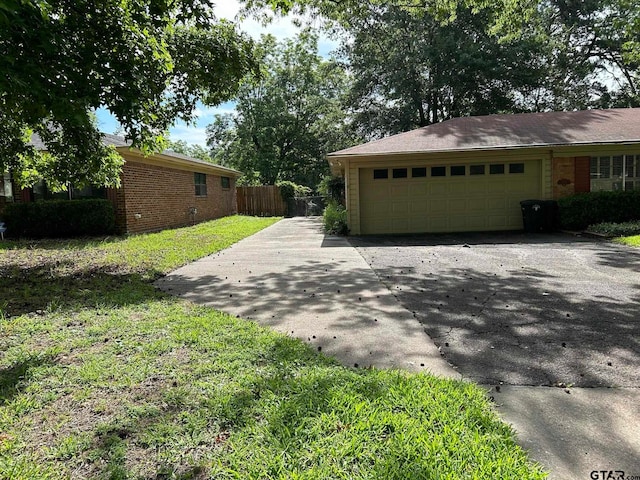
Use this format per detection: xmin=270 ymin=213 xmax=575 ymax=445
xmin=323 ymin=201 xmax=348 ymax=235
xmin=4 ymin=199 xmax=116 ymax=238
xmin=317 ymin=175 xmax=345 ymax=204
xmin=587 ymin=221 xmax=640 ymax=237
xmin=557 ymin=191 xmax=640 ymax=230
xmin=277 ymin=181 xmax=312 ymax=201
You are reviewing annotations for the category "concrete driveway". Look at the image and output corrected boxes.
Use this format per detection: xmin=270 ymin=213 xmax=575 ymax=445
xmin=353 ymin=232 xmax=640 ymax=479
xmin=352 ymin=232 xmax=640 ymax=388
xmin=157 ymin=219 xmax=640 ymax=479
xmin=156 ymin=218 xmax=456 ymax=377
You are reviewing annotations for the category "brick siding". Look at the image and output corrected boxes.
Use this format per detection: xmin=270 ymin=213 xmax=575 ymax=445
xmin=552 ymin=157 xmax=577 ymax=199
xmin=106 ymin=186 xmax=126 ymax=233
xmin=117 ymin=161 xmax=237 ymax=234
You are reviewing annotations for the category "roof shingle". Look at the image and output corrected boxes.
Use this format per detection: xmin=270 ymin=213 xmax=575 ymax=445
xmin=329 ymin=108 xmax=640 ymax=157
xmin=29 ymin=132 xmax=240 ymax=175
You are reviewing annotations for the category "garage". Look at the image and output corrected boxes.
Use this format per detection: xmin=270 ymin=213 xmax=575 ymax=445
xmin=328 ymin=108 xmax=640 ymax=235
xmin=358 ymin=159 xmax=542 ymax=234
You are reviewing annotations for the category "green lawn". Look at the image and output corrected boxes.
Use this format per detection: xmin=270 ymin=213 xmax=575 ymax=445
xmin=0 ymin=215 xmax=546 ymax=479
xmin=616 ymin=235 xmax=640 ymax=247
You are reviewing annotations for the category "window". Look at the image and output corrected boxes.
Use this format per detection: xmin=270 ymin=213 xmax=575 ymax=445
xmin=71 ymin=185 xmax=106 ymax=199
xmin=373 ymin=169 xmax=388 ymax=179
xmin=490 ymin=164 xmax=505 ymax=175
xmin=450 ymin=166 xmax=466 ymax=176
xmin=613 ymin=155 xmax=624 ymax=177
xmin=509 ymin=163 xmax=525 ymax=174
xmin=412 ymin=167 xmax=427 ymax=178
xmin=599 ymin=157 xmax=611 ymax=179
xmin=194 ymin=172 xmax=207 ymax=196
xmin=431 ymin=166 xmax=446 ymax=177
xmin=470 ymin=165 xmax=485 ymax=175
xmin=625 ymin=155 xmax=637 ymax=178
xmin=393 ymin=168 xmax=408 ymax=178
xmin=1 ymin=173 xmax=13 ymax=200
xmin=31 ymin=180 xmax=69 ymax=201
xmin=221 ymin=176 xmax=231 ymax=189
xmin=590 ymin=157 xmax=598 ymax=178
xmin=591 ymin=154 xmax=640 ymax=191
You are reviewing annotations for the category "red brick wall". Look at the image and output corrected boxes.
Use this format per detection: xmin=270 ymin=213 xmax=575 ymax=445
xmin=106 ymin=186 xmax=127 ymax=234
xmin=574 ymin=156 xmax=591 ymax=193
xmin=119 ymin=161 xmax=237 ymax=234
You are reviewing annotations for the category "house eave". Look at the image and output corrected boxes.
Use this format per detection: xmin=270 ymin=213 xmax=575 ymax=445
xmin=117 ymin=147 xmax=242 ymax=177
xmin=327 ymin=140 xmax=640 ymax=161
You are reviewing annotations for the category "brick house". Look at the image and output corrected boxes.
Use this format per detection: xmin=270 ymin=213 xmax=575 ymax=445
xmin=328 ymin=108 xmax=640 ymax=234
xmin=2 ymin=134 xmax=242 ymax=234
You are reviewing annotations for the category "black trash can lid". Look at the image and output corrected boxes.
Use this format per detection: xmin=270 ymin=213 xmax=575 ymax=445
xmin=520 ymin=199 xmax=543 ymax=206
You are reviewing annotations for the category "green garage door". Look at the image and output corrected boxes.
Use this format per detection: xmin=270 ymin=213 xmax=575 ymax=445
xmin=359 ymin=160 xmax=542 ymax=234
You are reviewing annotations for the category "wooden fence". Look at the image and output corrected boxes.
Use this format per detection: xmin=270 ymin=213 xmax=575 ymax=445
xmin=237 ymin=185 xmax=287 ymax=217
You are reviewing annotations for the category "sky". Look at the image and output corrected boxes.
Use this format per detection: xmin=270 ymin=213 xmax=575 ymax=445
xmin=95 ymin=1 xmax=338 ymax=147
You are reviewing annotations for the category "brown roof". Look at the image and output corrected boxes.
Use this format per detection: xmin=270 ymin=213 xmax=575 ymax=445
xmin=329 ymin=108 xmax=640 ymax=157
xmin=30 ymin=132 xmax=131 ymax=150
xmin=30 ymin=133 xmax=242 ymax=177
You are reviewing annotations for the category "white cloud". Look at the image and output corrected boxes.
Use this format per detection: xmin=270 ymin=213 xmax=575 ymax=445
xmin=215 ymin=1 xmax=297 ymax=40
xmin=214 ymin=1 xmax=241 ymax=20
xmin=193 ymin=102 xmax=236 ymax=119
xmin=215 ymin=0 xmax=338 ymax=50
xmin=169 ymin=125 xmax=209 ymax=146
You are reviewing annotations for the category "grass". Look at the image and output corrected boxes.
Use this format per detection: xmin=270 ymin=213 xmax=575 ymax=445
xmin=616 ymin=235 xmax=640 ymax=247
xmin=0 ymin=215 xmax=546 ymax=479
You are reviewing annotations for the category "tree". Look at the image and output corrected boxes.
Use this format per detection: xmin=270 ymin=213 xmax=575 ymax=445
xmin=455 ymin=0 xmax=640 ymax=107
xmin=243 ymin=0 xmax=640 ymax=115
xmin=0 ymin=0 xmax=257 ymax=190
xmin=334 ymin=4 xmax=548 ymax=138
xmin=240 ymin=1 xmax=551 ymax=137
xmin=206 ymin=33 xmax=357 ymax=187
xmin=166 ymin=140 xmax=213 ymax=163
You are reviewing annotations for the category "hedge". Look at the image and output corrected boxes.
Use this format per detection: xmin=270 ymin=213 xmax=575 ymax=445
xmin=587 ymin=221 xmax=640 ymax=237
xmin=557 ymin=190 xmax=640 ymax=230
xmin=3 ymin=199 xmax=116 ymax=238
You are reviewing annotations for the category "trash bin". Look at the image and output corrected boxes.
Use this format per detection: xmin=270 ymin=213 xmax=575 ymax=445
xmin=520 ymin=200 xmax=559 ymax=232
xmin=520 ymin=199 xmax=545 ymax=232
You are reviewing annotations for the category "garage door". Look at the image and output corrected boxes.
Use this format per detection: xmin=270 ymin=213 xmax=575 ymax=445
xmin=359 ymin=160 xmax=541 ymax=234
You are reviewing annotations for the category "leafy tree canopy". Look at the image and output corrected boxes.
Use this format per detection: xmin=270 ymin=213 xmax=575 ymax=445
xmin=1 ymin=0 xmax=257 ymax=190
xmin=166 ymin=140 xmax=213 ymax=163
xmin=336 ymin=4 xmax=550 ymax=138
xmin=206 ymin=32 xmax=358 ymax=187
xmin=243 ymin=0 xmax=640 ymax=117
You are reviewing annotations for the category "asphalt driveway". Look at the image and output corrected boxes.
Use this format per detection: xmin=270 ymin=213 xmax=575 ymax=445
xmin=352 ymin=232 xmax=640 ymax=388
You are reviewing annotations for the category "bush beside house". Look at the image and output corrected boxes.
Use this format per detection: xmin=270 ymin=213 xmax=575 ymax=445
xmin=558 ymin=190 xmax=640 ymax=230
xmin=323 ymin=201 xmax=348 ymax=235
xmin=318 ymin=176 xmax=348 ymax=234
